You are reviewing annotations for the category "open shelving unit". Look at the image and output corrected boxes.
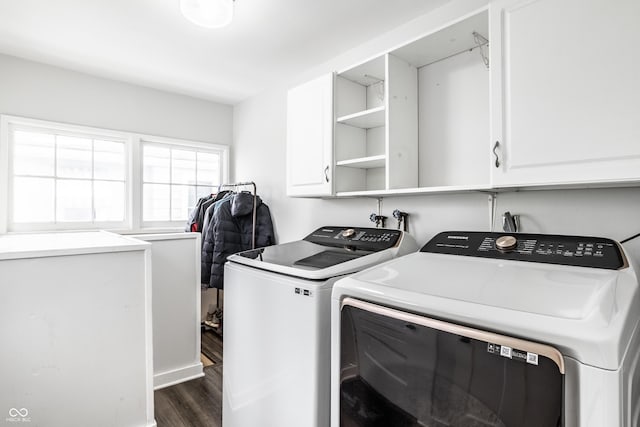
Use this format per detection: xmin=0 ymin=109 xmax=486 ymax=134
xmin=334 ymin=54 xmax=387 ymax=193
xmin=333 ymin=10 xmax=490 ymax=197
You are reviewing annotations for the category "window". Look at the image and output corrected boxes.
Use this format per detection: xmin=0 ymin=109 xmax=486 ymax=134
xmin=5 ymin=122 xmax=128 ymax=231
xmin=0 ymin=115 xmax=229 ymax=232
xmin=141 ymin=140 xmax=227 ymax=226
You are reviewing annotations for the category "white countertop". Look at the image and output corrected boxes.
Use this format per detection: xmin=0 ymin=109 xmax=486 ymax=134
xmin=129 ymin=232 xmax=199 ymax=242
xmin=0 ymin=230 xmax=149 ymax=260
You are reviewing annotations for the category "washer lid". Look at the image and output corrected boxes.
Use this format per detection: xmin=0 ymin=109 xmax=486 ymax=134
xmin=333 ymin=251 xmax=640 ymax=369
xmin=227 ymin=226 xmax=411 ymax=280
xmin=228 ymin=241 xmax=399 ymax=280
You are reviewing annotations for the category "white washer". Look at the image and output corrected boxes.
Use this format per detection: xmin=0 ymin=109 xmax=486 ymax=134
xmin=331 ymin=231 xmax=640 ymax=427
xmin=222 ymin=226 xmax=417 ymax=427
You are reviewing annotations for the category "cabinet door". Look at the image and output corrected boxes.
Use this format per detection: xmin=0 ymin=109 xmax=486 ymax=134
xmin=286 ymin=73 xmax=333 ymax=197
xmin=490 ymin=0 xmax=640 ymax=187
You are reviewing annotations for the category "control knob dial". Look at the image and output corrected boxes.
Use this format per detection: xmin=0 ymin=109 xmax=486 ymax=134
xmin=341 ymin=228 xmax=356 ymax=238
xmin=495 ymin=235 xmax=518 ymax=252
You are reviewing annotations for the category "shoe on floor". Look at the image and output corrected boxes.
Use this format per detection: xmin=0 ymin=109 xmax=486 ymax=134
xmin=204 ymin=311 xmax=219 ymax=328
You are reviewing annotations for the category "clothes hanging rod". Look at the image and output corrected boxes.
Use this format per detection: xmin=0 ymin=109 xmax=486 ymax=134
xmin=416 ymin=43 xmax=488 ymax=70
xmin=341 ymin=74 xmax=385 ymax=87
xmin=363 ymin=74 xmax=384 ymax=83
xmin=417 ymin=32 xmax=489 ymax=70
xmin=219 ymin=181 xmax=256 ymax=189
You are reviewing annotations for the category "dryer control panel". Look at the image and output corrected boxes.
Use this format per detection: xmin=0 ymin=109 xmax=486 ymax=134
xmin=421 ymin=231 xmax=626 ymax=270
xmin=304 ymin=226 xmax=402 ymax=252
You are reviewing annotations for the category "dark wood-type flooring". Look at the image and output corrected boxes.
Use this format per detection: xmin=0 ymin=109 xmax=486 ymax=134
xmin=154 ymin=329 xmax=223 ymax=427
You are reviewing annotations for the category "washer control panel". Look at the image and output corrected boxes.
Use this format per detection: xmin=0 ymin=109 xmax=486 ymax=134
xmin=421 ymin=231 xmax=625 ymax=270
xmin=304 ymin=226 xmax=401 ymax=251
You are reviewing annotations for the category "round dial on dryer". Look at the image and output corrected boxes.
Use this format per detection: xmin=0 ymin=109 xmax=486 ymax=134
xmin=495 ymin=235 xmax=518 ymax=252
xmin=341 ymin=228 xmax=356 ymax=238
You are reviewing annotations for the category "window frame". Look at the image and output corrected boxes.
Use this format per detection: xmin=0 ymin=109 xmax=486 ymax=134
xmin=139 ymin=135 xmax=229 ymax=229
xmin=0 ymin=115 xmax=229 ymax=233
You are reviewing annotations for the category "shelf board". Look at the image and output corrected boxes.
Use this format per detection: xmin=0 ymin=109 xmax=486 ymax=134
xmin=335 ymin=183 xmax=493 ymax=198
xmin=331 ymin=179 xmax=640 ymax=198
xmin=336 ymin=106 xmax=385 ymax=129
xmin=336 ymin=155 xmax=386 ymax=169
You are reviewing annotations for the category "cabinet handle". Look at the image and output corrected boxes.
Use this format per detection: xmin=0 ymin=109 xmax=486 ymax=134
xmin=324 ymin=165 xmax=330 ymax=183
xmin=492 ymin=141 xmax=500 ymax=168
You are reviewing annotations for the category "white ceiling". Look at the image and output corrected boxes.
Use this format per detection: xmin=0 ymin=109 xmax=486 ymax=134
xmin=0 ymin=0 xmax=450 ymax=105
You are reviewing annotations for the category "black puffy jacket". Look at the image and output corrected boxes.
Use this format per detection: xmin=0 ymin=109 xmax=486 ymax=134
xmin=200 ymin=193 xmax=232 ymax=282
xmin=201 ymin=192 xmax=275 ymax=289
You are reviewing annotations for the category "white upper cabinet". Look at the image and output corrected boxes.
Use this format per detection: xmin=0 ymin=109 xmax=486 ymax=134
xmin=334 ymin=10 xmax=490 ymax=196
xmin=287 ymin=1 xmax=640 ymax=198
xmin=286 ymin=73 xmax=334 ymax=197
xmin=490 ymin=0 xmax=640 ymax=187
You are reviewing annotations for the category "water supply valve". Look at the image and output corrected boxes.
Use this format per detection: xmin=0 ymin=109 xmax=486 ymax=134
xmin=369 ymin=213 xmax=387 ymax=228
xmin=392 ymin=209 xmax=409 ymax=231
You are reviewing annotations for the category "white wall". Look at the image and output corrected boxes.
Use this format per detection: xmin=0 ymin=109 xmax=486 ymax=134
xmin=418 ymin=48 xmax=489 ymax=187
xmin=0 ymin=53 xmax=233 ymax=144
xmin=233 ymin=0 xmax=640 ymax=249
xmin=130 ymin=233 xmax=204 ymax=390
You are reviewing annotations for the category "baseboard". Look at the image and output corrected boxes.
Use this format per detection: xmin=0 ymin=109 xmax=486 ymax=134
xmin=153 ymin=362 xmax=204 ymax=390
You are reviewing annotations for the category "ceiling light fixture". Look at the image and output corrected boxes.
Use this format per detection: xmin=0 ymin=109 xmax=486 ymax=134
xmin=180 ymin=0 xmax=234 ymax=29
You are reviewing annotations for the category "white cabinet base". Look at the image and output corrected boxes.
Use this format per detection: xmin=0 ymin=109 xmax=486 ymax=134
xmin=0 ymin=231 xmax=155 ymax=427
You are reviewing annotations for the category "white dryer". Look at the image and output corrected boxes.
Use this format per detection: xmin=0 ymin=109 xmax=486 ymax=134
xmin=331 ymin=231 xmax=640 ymax=427
xmin=222 ymin=226 xmax=417 ymax=427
